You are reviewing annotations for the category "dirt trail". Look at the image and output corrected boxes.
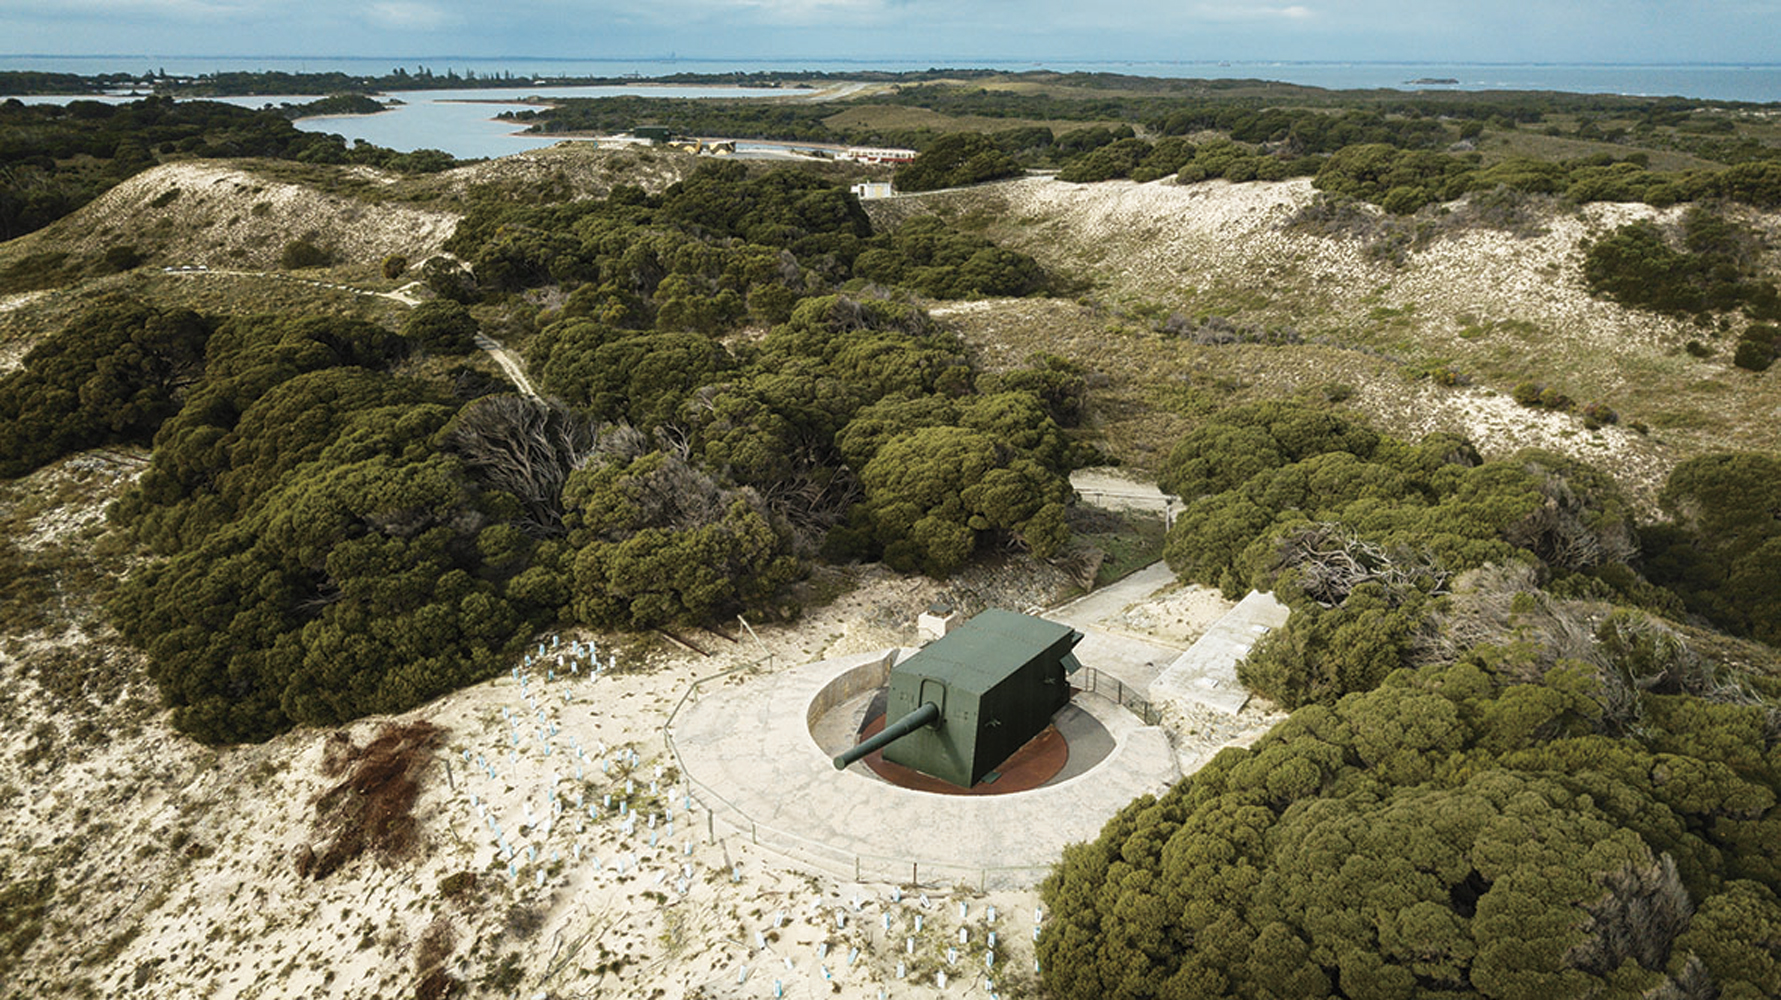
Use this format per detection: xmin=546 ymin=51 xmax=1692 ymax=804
xmin=474 ymin=333 xmax=540 ymax=397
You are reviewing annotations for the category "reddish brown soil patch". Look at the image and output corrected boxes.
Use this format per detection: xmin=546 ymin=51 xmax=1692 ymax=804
xmin=856 ymin=713 xmax=1068 ymax=795
xmin=297 ymin=720 xmax=442 ymax=879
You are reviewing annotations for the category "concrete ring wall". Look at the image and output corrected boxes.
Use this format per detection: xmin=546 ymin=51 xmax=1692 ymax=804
xmin=670 ymin=649 xmax=1182 ymax=886
xmin=804 ymin=652 xmax=896 ymax=736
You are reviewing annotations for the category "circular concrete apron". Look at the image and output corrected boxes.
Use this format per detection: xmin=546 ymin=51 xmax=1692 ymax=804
xmin=668 ymin=649 xmax=1180 ymax=887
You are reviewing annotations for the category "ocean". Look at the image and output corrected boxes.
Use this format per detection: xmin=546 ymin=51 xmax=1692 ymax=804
xmin=6 ymin=55 xmax=1779 ymax=103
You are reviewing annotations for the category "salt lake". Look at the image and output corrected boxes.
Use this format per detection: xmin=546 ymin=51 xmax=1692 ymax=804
xmin=2 ymin=84 xmax=801 ymax=160
xmin=294 ymin=85 xmax=807 ymax=160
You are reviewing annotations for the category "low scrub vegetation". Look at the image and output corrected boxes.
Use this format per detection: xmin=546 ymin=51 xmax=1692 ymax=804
xmin=1583 ymin=208 xmax=1779 ymax=320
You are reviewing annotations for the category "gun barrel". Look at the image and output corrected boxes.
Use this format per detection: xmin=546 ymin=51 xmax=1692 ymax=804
xmin=833 ymin=701 xmax=941 ymax=770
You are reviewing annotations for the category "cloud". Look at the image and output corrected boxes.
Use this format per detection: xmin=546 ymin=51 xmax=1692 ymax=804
xmin=365 ymin=0 xmax=458 ymax=29
xmin=641 ymin=0 xmax=903 ymax=26
xmin=0 ymin=0 xmax=262 ymax=15
xmin=1191 ymin=3 xmax=1315 ymax=21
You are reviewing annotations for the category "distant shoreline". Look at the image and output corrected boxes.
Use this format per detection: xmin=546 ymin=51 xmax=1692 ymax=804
xmin=5 ymin=62 xmax=1781 ymax=103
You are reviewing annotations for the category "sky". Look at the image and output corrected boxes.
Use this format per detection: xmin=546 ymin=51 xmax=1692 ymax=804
xmin=2 ymin=0 xmax=1778 ymax=66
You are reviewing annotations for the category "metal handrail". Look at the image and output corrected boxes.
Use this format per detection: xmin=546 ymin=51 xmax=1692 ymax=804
xmin=1075 ymin=665 xmax=1162 ymax=726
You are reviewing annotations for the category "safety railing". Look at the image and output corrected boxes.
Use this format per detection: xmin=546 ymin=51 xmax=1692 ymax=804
xmin=1074 ymin=665 xmax=1162 ymax=726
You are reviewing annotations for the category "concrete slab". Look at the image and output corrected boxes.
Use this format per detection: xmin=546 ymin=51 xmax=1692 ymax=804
xmin=1069 ymin=627 xmax=1184 ymax=692
xmin=668 ymin=649 xmax=1179 ymax=888
xmin=1148 ymin=591 xmax=1291 ymax=715
xmin=1047 ymin=561 xmax=1180 ymax=627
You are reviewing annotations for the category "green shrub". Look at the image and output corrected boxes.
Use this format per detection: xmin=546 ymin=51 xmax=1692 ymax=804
xmin=0 ymin=300 xmax=210 ymax=477
xmin=1732 ymin=324 xmax=1779 ymax=372
xmin=1583 ymin=209 xmax=1767 ymax=318
xmin=279 ymin=238 xmax=333 ymax=270
xmin=400 ymin=300 xmax=478 ymax=354
xmin=1040 ymin=655 xmax=1781 ymax=1000
xmin=896 ymin=133 xmax=1022 ymax=192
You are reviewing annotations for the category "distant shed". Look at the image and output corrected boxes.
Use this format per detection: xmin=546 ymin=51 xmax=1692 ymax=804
xmin=850 ymin=181 xmax=895 ymax=200
xmin=882 ymin=609 xmax=1083 ymax=787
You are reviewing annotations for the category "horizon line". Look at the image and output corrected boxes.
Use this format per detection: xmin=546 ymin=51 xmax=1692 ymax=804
xmin=5 ymin=55 xmax=1781 ymax=70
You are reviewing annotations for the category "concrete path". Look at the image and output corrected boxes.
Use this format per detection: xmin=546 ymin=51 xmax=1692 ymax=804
xmin=1148 ymin=591 xmax=1290 ymax=715
xmin=1046 ymin=563 xmax=1203 ymax=691
xmin=1048 ymin=561 xmax=1179 ymax=630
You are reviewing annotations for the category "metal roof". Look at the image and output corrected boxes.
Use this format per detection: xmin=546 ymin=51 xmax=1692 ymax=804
xmin=895 ymin=608 xmax=1081 ymax=694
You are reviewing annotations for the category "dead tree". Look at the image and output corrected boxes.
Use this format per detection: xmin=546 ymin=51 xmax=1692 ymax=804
xmin=1273 ymin=521 xmax=1451 ymax=608
xmin=446 ymin=395 xmax=611 ymax=537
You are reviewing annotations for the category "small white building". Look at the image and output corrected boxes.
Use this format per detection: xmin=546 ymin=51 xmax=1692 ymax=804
xmin=850 ymin=181 xmax=895 ymax=200
xmin=842 ymin=146 xmax=918 ymax=164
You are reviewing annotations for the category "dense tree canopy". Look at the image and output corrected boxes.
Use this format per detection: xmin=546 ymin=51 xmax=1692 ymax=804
xmin=44 ymin=159 xmax=1081 ymax=745
xmin=895 ymin=133 xmax=1024 ymax=192
xmin=1157 ymin=403 xmax=1684 ymax=710
xmin=0 ymin=301 xmax=209 ymax=477
xmin=1042 ymin=572 xmax=1781 ymax=999
xmin=1644 ymin=451 xmax=1781 ymax=647
xmin=93 ymin=311 xmax=546 ymax=743
xmin=1583 ymin=209 xmax=1780 ymax=321
xmin=1077 ymin=406 xmax=1779 ymax=998
xmin=441 ymin=160 xmax=1045 ymax=308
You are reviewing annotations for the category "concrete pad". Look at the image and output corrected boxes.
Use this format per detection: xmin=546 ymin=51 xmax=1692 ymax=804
xmin=1069 ymin=627 xmax=1184 ymax=691
xmin=667 ymin=649 xmax=1179 ymax=888
xmin=1047 ymin=561 xmax=1180 ymax=627
xmin=1148 ymin=591 xmax=1291 ymax=715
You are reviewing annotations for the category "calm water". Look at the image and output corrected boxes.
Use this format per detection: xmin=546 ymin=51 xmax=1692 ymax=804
xmin=3 ymin=84 xmax=802 ymax=160
xmin=6 ymin=56 xmax=1778 ymax=159
xmin=294 ymin=85 xmax=797 ymax=160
